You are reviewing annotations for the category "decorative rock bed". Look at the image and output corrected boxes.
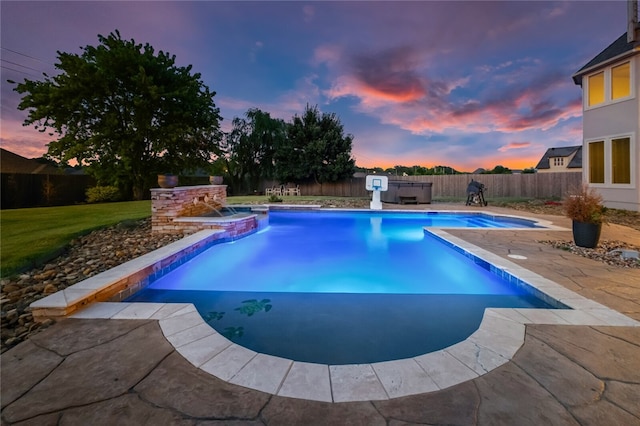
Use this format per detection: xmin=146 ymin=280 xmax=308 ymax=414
xmin=538 ymin=240 xmax=640 ymax=269
xmin=1 ymin=219 xmax=185 ymax=353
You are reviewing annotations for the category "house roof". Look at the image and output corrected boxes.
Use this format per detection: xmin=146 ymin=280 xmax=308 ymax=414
xmin=0 ymin=148 xmax=61 ymax=174
xmin=573 ymin=32 xmax=636 ymax=85
xmin=535 ymin=146 xmax=582 ymax=170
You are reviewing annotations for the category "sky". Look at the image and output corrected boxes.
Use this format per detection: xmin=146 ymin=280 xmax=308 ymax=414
xmin=0 ymin=1 xmax=630 ymax=172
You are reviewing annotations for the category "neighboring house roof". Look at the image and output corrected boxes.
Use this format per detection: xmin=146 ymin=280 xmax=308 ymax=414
xmin=573 ymin=32 xmax=636 ymax=85
xmin=0 ymin=148 xmax=60 ymax=174
xmin=535 ymin=146 xmax=582 ymax=170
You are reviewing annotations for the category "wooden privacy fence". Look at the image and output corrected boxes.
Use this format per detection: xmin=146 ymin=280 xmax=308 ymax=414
xmin=399 ymin=173 xmax=583 ymax=199
xmin=262 ymin=172 xmax=582 ymax=200
xmin=1 ymin=173 xmax=96 ymax=209
xmin=2 ymin=172 xmax=582 ymax=208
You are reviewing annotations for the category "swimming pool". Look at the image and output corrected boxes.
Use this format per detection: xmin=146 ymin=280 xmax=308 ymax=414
xmin=128 ymin=210 xmax=562 ymax=364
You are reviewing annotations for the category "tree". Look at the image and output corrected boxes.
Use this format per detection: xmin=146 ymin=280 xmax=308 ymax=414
xmin=13 ymin=30 xmax=222 ymax=200
xmin=222 ymin=108 xmax=287 ymax=194
xmin=433 ymin=165 xmax=460 ymax=175
xmin=483 ymin=165 xmax=512 ymax=174
xmin=355 ymin=166 xmax=385 ymax=174
xmin=275 ymin=105 xmax=355 ymax=184
xmin=410 ymin=165 xmax=431 ymax=175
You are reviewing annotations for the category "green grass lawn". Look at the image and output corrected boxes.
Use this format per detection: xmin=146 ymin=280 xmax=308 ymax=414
xmin=1 ymin=201 xmax=151 ymax=277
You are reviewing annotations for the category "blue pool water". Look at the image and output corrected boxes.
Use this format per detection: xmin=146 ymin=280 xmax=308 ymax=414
xmin=128 ymin=210 xmax=558 ymax=364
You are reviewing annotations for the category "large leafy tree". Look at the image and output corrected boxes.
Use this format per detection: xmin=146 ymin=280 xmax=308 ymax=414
xmin=275 ymin=105 xmax=355 ymax=184
xmin=13 ymin=30 xmax=222 ymax=200
xmin=222 ymin=108 xmax=287 ymax=194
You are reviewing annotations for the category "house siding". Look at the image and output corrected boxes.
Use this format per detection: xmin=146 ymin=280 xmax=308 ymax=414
xmin=580 ymin=55 xmax=640 ymax=211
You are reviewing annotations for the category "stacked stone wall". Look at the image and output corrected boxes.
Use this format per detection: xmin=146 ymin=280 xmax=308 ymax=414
xmin=173 ymin=216 xmax=258 ymax=236
xmin=151 ymin=185 xmax=227 ymax=234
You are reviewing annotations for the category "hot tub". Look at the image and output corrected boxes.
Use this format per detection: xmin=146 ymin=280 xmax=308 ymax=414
xmin=380 ymin=181 xmax=432 ymax=204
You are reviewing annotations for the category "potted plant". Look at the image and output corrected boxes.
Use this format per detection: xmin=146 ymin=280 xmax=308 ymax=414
xmin=562 ymin=184 xmax=607 ymax=248
xmin=157 ymin=173 xmax=178 ymax=188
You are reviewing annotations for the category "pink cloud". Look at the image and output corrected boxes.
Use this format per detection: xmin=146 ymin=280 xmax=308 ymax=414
xmin=498 ymin=141 xmax=531 ymax=153
xmin=0 ymin=122 xmax=53 ymax=159
xmin=312 ymin=45 xmax=342 ymax=67
xmin=327 ymin=56 xmax=582 ymax=138
xmin=348 ymin=46 xmax=427 ymax=103
xmin=361 ymin=82 xmax=425 ymax=103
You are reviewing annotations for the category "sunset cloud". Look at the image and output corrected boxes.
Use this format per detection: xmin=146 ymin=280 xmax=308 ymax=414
xmin=324 ymin=44 xmax=583 ymax=145
xmin=312 ymin=45 xmax=342 ymax=67
xmin=498 ymin=142 xmax=531 ymax=153
xmin=349 ymin=46 xmax=427 ymax=103
xmin=0 ymin=1 xmax=627 ymax=171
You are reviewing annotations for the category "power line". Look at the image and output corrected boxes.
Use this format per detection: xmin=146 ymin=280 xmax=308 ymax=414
xmin=0 ymin=47 xmax=55 ymax=79
xmin=0 ymin=47 xmax=53 ymax=66
xmin=1 ymin=58 xmax=45 ymax=74
xmin=0 ymin=64 xmax=41 ymax=78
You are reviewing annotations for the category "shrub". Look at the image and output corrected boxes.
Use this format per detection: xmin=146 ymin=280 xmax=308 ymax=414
xmin=86 ymin=186 xmax=121 ymax=203
xmin=563 ymin=184 xmax=607 ymax=224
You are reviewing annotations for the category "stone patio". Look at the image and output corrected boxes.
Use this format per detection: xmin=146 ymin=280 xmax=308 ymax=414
xmin=1 ymin=205 xmax=639 ymax=425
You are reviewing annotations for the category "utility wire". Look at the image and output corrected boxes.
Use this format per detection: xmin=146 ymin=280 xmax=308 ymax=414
xmin=1 ymin=58 xmax=45 ymax=74
xmin=0 ymin=64 xmax=41 ymax=78
xmin=1 ymin=47 xmax=53 ymax=66
xmin=1 ymin=47 xmax=55 ymax=79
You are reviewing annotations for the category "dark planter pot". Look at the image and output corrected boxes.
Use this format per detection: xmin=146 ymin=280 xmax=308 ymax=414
xmin=572 ymin=220 xmax=602 ymax=248
xmin=209 ymin=175 xmax=224 ymax=185
xmin=158 ymin=174 xmax=178 ymax=189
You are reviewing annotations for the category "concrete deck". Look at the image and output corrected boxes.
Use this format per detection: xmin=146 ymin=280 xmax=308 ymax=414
xmin=2 ymin=205 xmax=639 ymax=425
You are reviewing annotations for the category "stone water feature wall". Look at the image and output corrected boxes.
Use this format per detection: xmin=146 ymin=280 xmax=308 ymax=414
xmin=151 ymin=185 xmax=228 ymax=234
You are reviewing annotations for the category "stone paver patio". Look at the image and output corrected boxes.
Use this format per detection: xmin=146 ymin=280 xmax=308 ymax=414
xmin=1 ymin=205 xmax=639 ymax=425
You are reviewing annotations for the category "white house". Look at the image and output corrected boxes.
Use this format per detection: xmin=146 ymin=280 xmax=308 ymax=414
xmin=572 ymin=0 xmax=640 ymax=211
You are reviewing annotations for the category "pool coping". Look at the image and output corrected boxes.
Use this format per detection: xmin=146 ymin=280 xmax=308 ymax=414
xmin=32 ymin=212 xmax=640 ymax=403
xmin=277 ymin=207 xmax=568 ymax=231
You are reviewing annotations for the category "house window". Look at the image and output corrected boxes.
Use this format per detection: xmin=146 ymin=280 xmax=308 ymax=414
xmin=588 ymin=72 xmax=605 ymax=106
xmin=587 ymin=135 xmax=634 ymax=186
xmin=611 ymin=62 xmax=630 ymax=100
xmin=585 ymin=61 xmax=632 ymax=108
xmin=552 ymin=157 xmax=564 ymax=167
xmin=588 ymin=141 xmax=605 ymax=184
xmin=612 ymin=137 xmax=631 ymax=184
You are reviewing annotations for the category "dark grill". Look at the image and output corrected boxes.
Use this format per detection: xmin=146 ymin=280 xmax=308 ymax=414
xmin=465 ymin=180 xmax=487 ymax=206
